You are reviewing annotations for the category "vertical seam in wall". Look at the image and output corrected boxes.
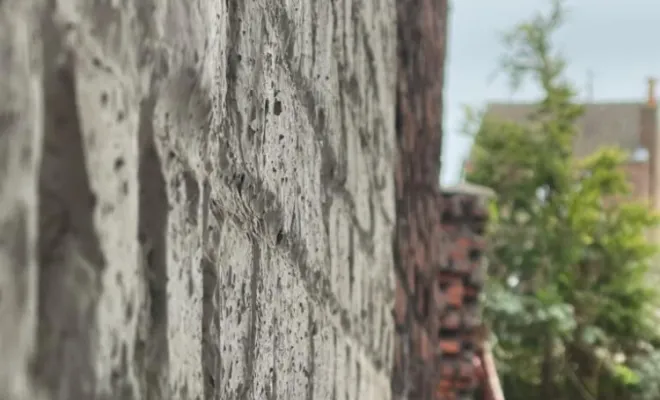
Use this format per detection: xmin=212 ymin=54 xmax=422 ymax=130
xmin=137 ymin=93 xmax=171 ymax=400
xmin=32 ymin=4 xmax=106 ymax=398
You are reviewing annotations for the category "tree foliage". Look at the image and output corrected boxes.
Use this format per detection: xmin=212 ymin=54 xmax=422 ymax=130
xmin=465 ymin=1 xmax=660 ymax=399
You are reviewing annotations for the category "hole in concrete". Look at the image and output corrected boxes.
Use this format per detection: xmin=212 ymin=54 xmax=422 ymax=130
xmin=182 ymin=168 xmax=200 ymax=225
xmin=137 ymin=94 xmax=170 ymax=398
xmin=201 ymin=253 xmax=221 ymax=399
xmin=317 ymin=108 xmax=326 ymax=131
xmin=235 ymin=173 xmax=245 ymax=195
xmin=114 ymin=157 xmax=125 ymax=171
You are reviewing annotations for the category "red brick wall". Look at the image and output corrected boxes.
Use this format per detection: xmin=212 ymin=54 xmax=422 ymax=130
xmin=392 ymin=190 xmax=489 ymax=400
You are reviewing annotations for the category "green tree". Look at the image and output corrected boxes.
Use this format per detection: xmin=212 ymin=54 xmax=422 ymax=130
xmin=464 ymin=1 xmax=660 ymax=399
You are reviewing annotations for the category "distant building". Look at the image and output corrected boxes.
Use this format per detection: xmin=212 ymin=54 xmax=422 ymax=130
xmin=483 ymin=78 xmax=659 ymax=208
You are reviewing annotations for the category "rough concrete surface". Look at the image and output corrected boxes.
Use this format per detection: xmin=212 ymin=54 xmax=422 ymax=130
xmin=0 ymin=0 xmax=396 ymax=399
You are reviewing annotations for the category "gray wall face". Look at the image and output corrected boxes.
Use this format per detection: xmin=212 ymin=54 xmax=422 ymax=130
xmin=0 ymin=0 xmax=396 ymax=399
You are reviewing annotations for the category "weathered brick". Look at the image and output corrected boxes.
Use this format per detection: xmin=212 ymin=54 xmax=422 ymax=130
xmin=440 ymin=310 xmax=462 ymax=331
xmin=445 ymin=282 xmax=465 ymax=307
xmin=438 ymin=339 xmax=461 ymax=355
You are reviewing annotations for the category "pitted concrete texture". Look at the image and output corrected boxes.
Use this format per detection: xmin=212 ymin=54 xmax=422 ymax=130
xmin=0 ymin=0 xmax=396 ymax=399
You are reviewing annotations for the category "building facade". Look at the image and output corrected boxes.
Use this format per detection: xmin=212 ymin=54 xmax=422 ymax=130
xmin=486 ymin=79 xmax=659 ymax=208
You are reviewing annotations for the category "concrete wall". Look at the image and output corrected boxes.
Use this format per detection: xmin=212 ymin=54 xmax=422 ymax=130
xmin=0 ymin=0 xmax=397 ymax=399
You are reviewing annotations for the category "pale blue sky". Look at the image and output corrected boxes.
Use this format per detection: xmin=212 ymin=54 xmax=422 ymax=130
xmin=441 ymin=0 xmax=660 ymax=184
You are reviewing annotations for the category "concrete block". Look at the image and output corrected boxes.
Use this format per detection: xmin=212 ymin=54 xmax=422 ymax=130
xmin=0 ymin=0 xmax=396 ymax=399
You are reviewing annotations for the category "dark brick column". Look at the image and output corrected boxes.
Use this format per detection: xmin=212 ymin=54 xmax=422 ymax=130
xmin=392 ymin=0 xmax=449 ymax=398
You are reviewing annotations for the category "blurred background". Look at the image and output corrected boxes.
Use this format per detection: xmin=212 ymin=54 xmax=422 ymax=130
xmin=442 ymin=0 xmax=660 ymax=184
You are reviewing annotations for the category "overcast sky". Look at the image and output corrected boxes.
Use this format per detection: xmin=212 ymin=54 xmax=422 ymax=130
xmin=441 ymin=0 xmax=660 ymax=184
